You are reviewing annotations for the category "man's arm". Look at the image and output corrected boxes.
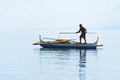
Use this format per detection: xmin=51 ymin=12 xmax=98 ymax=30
xmin=76 ymin=28 xmax=80 ymax=33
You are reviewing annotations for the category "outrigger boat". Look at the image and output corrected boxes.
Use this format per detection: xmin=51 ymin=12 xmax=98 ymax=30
xmin=33 ymin=35 xmax=103 ymax=49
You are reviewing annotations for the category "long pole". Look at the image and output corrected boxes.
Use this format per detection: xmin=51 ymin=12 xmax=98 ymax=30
xmin=59 ymin=32 xmax=96 ymax=34
xmin=59 ymin=32 xmax=76 ymax=34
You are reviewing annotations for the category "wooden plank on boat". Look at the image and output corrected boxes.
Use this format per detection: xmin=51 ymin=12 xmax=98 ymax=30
xmin=97 ymin=44 xmax=103 ymax=47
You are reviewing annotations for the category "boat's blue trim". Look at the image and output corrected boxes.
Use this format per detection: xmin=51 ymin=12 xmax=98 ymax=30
xmin=40 ymin=44 xmax=96 ymax=49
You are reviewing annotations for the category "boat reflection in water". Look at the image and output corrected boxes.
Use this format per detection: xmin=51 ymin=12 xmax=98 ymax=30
xmin=79 ymin=49 xmax=98 ymax=80
xmin=79 ymin=49 xmax=86 ymax=80
xmin=35 ymin=48 xmax=98 ymax=80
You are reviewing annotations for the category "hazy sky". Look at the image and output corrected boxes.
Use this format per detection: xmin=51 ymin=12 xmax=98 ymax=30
xmin=0 ymin=0 xmax=120 ymax=29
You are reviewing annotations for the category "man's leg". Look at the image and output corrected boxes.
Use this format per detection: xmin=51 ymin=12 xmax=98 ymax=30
xmin=83 ymin=34 xmax=86 ymax=43
xmin=80 ymin=36 xmax=82 ymax=43
xmin=84 ymin=38 xmax=86 ymax=44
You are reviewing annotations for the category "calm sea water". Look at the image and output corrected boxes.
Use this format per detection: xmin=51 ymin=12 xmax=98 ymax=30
xmin=0 ymin=28 xmax=120 ymax=80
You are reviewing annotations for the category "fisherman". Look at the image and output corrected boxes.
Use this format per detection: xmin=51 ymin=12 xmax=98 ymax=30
xmin=76 ymin=24 xmax=87 ymax=43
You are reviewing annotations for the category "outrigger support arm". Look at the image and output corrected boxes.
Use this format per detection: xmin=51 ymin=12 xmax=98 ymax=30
xmin=39 ymin=35 xmax=43 ymax=42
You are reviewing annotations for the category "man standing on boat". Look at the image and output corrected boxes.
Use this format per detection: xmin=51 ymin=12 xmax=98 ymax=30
xmin=76 ymin=24 xmax=87 ymax=43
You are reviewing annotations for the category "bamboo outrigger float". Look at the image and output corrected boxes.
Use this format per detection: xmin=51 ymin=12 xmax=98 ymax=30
xmin=33 ymin=35 xmax=103 ymax=49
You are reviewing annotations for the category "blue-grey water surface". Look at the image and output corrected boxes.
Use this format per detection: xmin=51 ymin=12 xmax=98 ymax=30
xmin=0 ymin=28 xmax=120 ymax=80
